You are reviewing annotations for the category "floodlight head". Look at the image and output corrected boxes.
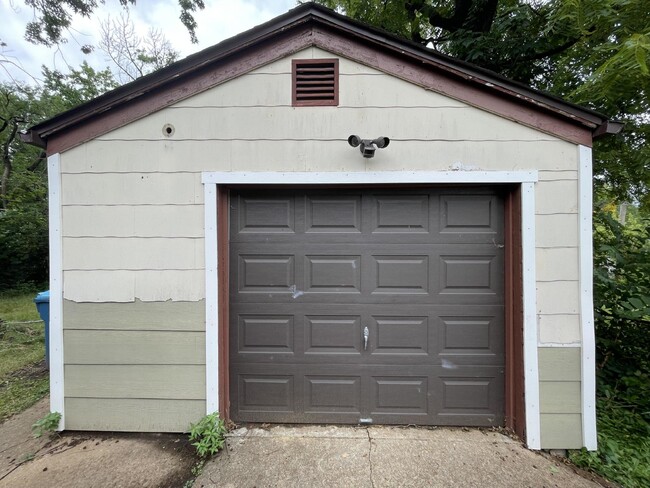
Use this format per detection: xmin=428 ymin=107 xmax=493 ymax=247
xmin=348 ymin=135 xmax=361 ymax=147
xmin=373 ymin=137 xmax=390 ymax=149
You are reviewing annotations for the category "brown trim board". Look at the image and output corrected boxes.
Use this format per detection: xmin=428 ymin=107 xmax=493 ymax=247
xmin=217 ymin=186 xmax=230 ymax=419
xmin=504 ymin=185 xmax=525 ymax=440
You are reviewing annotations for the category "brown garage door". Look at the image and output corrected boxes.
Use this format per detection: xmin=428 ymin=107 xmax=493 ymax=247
xmin=229 ymin=187 xmax=505 ymax=426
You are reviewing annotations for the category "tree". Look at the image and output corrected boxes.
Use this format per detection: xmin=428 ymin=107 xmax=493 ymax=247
xmin=317 ymin=0 xmax=650 ymax=207
xmin=99 ymin=11 xmax=180 ymax=83
xmin=23 ymin=0 xmax=205 ymax=47
xmin=0 ymin=65 xmax=118 ymax=291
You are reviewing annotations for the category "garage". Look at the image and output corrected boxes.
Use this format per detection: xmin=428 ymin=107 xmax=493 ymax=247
xmin=229 ymin=187 xmax=505 ymax=426
xmin=24 ymin=2 xmax=618 ymax=449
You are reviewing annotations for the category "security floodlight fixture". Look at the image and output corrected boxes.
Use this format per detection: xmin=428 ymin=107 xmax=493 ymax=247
xmin=347 ymin=135 xmax=390 ymax=158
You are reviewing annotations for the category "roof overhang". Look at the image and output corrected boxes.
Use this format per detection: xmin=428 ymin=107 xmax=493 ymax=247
xmin=22 ymin=2 xmax=621 ymax=153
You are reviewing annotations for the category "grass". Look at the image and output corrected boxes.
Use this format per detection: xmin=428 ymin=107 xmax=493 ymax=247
xmin=0 ymin=290 xmax=49 ymax=422
xmin=569 ymin=399 xmax=650 ymax=488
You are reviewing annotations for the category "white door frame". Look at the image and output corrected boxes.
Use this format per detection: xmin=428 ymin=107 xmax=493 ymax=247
xmin=201 ymin=170 xmax=541 ymax=448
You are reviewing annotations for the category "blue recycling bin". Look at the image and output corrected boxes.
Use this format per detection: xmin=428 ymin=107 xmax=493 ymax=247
xmin=34 ymin=291 xmax=50 ymax=369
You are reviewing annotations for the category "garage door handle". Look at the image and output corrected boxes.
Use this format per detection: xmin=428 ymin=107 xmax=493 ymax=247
xmin=363 ymin=326 xmax=369 ymax=351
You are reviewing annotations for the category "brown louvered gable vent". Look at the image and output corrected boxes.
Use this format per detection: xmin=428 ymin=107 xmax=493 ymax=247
xmin=292 ymin=59 xmax=339 ymax=106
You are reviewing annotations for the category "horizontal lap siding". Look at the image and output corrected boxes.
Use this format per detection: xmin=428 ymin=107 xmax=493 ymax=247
xmin=65 ymin=398 xmax=205 ymax=432
xmin=62 ymin=300 xmax=206 ymax=431
xmin=57 ymin=46 xmax=584 ymax=438
xmin=538 ymin=348 xmax=583 ymax=448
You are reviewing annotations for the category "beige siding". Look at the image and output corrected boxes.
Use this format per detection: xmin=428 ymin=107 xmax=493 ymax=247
xmin=63 ymin=300 xmax=204 ymax=331
xmin=65 ymin=364 xmax=205 ymax=399
xmin=65 ymin=398 xmax=205 ymax=432
xmin=537 ymin=281 xmax=580 ymax=315
xmin=536 ymin=248 xmax=579 ymax=282
xmin=538 ymin=315 xmax=581 ymax=344
xmin=62 ymin=205 xmax=203 ymax=238
xmin=539 ymin=347 xmax=583 ymax=449
xmin=61 ymin=172 xmax=203 ymax=205
xmin=63 ymin=270 xmax=204 ymax=302
xmin=63 ymin=238 xmax=204 ymax=270
xmin=64 ymin=330 xmax=205 ymax=364
xmin=101 ymin=106 xmax=559 ymax=142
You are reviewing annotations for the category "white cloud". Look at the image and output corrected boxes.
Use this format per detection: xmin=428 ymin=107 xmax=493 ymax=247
xmin=0 ymin=0 xmax=299 ymax=85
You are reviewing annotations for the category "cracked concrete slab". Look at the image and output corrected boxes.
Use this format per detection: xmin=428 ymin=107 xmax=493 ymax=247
xmin=195 ymin=425 xmax=603 ymax=488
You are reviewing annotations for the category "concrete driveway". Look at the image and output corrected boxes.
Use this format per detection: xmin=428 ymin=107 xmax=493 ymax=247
xmin=2 ymin=399 xmax=607 ymax=487
xmin=195 ymin=425 xmax=605 ymax=488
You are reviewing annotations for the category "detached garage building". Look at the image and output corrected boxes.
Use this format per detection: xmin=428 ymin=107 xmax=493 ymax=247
xmin=24 ymin=3 xmax=620 ymax=450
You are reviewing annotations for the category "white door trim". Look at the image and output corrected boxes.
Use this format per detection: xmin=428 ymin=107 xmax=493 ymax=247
xmin=48 ymin=153 xmax=65 ymax=430
xmin=202 ymin=170 xmax=540 ymax=448
xmin=579 ymin=145 xmax=597 ymax=450
xmin=204 ymin=183 xmax=219 ymax=414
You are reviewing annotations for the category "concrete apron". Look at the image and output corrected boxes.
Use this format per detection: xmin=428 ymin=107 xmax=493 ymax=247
xmin=195 ymin=425 xmax=600 ymax=488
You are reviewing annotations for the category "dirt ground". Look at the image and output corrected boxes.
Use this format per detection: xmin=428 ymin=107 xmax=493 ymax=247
xmin=0 ymin=397 xmax=197 ymax=488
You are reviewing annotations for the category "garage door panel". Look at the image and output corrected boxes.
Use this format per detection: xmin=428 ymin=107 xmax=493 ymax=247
xmin=231 ymin=246 xmax=503 ymax=305
xmin=238 ymin=374 xmax=295 ymax=413
xmin=370 ymin=376 xmax=429 ymax=414
xmin=234 ymin=194 xmax=296 ymax=234
xmin=437 ymin=313 xmax=504 ymax=363
xmin=304 ymin=375 xmax=362 ymax=414
xmin=237 ymin=315 xmax=295 ymax=354
xmin=370 ymin=316 xmax=429 ymax=356
xmin=238 ymin=254 xmax=295 ymax=292
xmin=229 ymin=187 xmax=505 ymax=425
xmin=440 ymin=194 xmax=503 ymax=235
xmin=229 ymin=304 xmax=504 ymax=366
xmin=305 ymin=194 xmax=362 ymax=233
xmin=305 ymin=315 xmax=362 ymax=354
xmin=305 ymin=255 xmax=362 ymax=293
xmin=372 ymin=193 xmax=431 ymax=233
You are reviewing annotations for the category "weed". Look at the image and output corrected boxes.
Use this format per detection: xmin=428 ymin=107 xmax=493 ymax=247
xmin=188 ymin=413 xmax=228 ymax=458
xmin=570 ymin=400 xmax=650 ymax=487
xmin=32 ymin=411 xmax=61 ymax=438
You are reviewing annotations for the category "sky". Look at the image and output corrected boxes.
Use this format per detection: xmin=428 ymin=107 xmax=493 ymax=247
xmin=0 ymin=0 xmax=298 ymax=85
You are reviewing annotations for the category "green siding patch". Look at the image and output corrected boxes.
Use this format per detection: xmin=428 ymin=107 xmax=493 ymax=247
xmin=63 ymin=299 xmax=205 ymax=331
xmin=65 ymin=364 xmax=206 ymax=400
xmin=64 ymin=330 xmax=205 ymax=365
xmin=540 ymin=382 xmax=581 ymax=414
xmin=65 ymin=398 xmax=205 ymax=432
xmin=541 ymin=414 xmax=583 ymax=449
xmin=538 ymin=347 xmax=581 ymax=381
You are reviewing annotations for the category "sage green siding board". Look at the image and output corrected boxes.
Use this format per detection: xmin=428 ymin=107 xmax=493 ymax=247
xmin=540 ymin=414 xmax=583 ymax=449
xmin=63 ymin=299 xmax=205 ymax=331
xmin=64 ymin=365 xmax=205 ymax=399
xmin=540 ymin=382 xmax=581 ymax=414
xmin=65 ymin=398 xmax=205 ymax=432
xmin=538 ymin=347 xmax=581 ymax=381
xmin=64 ymin=330 xmax=205 ymax=365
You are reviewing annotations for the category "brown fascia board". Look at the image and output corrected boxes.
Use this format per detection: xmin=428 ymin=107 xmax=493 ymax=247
xmin=23 ymin=2 xmax=619 ymax=150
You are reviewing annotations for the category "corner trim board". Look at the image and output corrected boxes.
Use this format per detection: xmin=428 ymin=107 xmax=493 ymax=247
xmin=48 ymin=153 xmax=65 ymax=430
xmin=579 ymin=145 xmax=597 ymax=450
xmin=204 ymin=183 xmax=219 ymax=414
xmin=521 ymin=181 xmax=541 ymax=450
xmin=202 ymin=169 xmax=541 ymax=448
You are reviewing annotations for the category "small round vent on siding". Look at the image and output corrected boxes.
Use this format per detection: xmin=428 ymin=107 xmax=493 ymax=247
xmin=292 ymin=59 xmax=339 ymax=107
